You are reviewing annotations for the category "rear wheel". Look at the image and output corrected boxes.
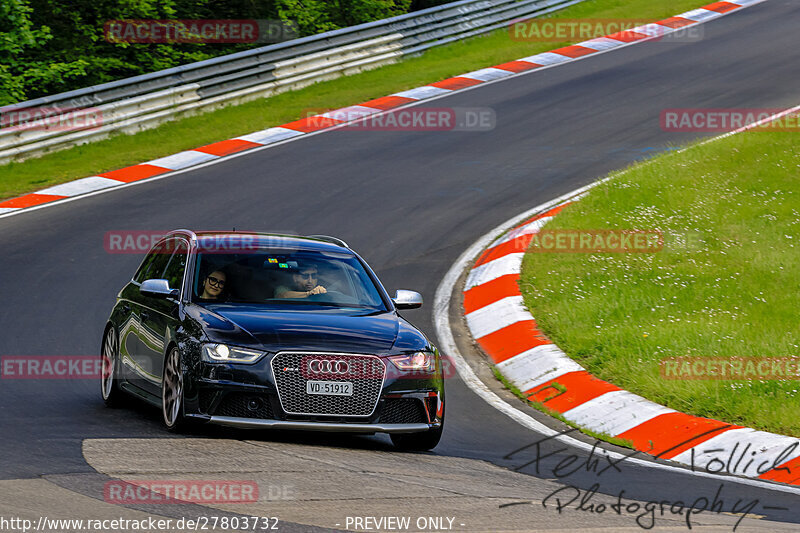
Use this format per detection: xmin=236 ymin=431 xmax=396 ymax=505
xmin=101 ymin=327 xmax=125 ymax=407
xmin=162 ymin=347 xmax=186 ymax=431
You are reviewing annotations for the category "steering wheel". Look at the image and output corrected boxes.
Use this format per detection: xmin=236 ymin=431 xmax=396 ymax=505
xmin=307 ymin=290 xmax=358 ymax=304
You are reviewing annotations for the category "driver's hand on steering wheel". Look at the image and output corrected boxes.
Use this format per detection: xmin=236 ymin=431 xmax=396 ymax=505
xmin=307 ymin=285 xmax=327 ymax=296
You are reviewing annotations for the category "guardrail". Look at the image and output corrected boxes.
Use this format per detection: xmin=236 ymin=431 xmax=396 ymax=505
xmin=0 ymin=0 xmax=584 ymax=163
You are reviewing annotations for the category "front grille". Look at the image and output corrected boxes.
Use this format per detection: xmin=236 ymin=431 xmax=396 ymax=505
xmin=380 ymin=398 xmax=427 ymax=424
xmin=271 ymin=352 xmax=385 ymax=416
xmin=214 ymin=392 xmax=274 ymax=419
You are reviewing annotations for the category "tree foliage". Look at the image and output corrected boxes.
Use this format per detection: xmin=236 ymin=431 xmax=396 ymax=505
xmin=276 ymin=0 xmax=410 ymax=36
xmin=0 ymin=0 xmax=418 ymax=105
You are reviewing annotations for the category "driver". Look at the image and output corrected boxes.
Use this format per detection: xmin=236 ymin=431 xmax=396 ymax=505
xmin=275 ymin=263 xmax=326 ymax=299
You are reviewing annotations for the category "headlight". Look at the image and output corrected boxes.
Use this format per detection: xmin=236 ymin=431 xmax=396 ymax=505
xmin=202 ymin=344 xmax=265 ymax=364
xmin=388 ymin=351 xmax=435 ymax=372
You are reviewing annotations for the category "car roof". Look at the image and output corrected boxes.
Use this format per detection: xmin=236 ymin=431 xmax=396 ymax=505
xmin=176 ymin=231 xmax=351 ymax=254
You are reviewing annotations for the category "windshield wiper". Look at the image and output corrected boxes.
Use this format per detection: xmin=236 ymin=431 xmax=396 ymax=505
xmin=356 ymin=309 xmax=387 ymax=317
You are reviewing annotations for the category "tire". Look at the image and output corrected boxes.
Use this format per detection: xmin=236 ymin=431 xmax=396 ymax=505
xmin=161 ymin=346 xmax=186 ymax=432
xmin=390 ymin=423 xmax=443 ymax=451
xmin=101 ymin=327 xmax=125 ymax=407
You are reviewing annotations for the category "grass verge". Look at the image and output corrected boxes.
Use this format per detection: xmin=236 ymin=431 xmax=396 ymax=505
xmin=520 ymin=126 xmax=800 ymax=437
xmin=0 ymin=0 xmax=704 ymax=200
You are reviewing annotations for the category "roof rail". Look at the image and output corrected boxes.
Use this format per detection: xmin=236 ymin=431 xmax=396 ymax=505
xmin=306 ymin=235 xmax=349 ymax=248
xmin=168 ymin=228 xmax=197 ymax=241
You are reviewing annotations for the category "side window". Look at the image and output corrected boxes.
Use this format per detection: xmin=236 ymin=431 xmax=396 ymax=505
xmin=134 ymin=239 xmax=175 ymax=283
xmin=162 ymin=240 xmax=188 ymax=291
xmin=133 ymin=253 xmax=157 ymax=283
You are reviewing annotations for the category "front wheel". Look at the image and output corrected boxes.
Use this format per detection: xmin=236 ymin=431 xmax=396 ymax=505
xmin=390 ymin=423 xmax=443 ymax=451
xmin=162 ymin=347 xmax=186 ymax=431
xmin=101 ymin=327 xmax=125 ymax=407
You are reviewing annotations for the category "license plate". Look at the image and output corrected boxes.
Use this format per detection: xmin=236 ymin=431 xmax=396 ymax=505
xmin=306 ymin=380 xmax=353 ymax=396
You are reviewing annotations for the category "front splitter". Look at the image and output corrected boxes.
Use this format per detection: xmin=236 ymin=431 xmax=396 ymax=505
xmin=205 ymin=415 xmax=433 ymax=434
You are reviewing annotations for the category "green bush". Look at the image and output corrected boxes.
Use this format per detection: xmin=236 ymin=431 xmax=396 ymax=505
xmin=0 ymin=0 xmax=413 ymax=105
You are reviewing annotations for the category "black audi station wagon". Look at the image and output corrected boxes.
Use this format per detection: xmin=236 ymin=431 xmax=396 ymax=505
xmin=100 ymin=231 xmax=445 ymax=450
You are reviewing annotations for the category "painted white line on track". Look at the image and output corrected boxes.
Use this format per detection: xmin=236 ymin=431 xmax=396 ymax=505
xmin=579 ymin=38 xmax=625 ymax=51
xmin=392 ymin=86 xmax=452 ymax=99
xmin=682 ymin=8 xmax=727 ymax=22
xmin=518 ymin=52 xmax=571 ymax=65
xmin=465 ymin=296 xmax=530 ymax=339
xmin=460 ymin=68 xmax=515 ymax=82
xmin=145 ymin=150 xmax=218 ymax=170
xmin=495 ymin=216 xmax=554 ymax=246
xmin=236 ymin=127 xmax=305 ymax=144
xmin=464 ymin=253 xmax=524 ymax=290
xmin=36 ymin=177 xmax=121 ymax=196
xmin=496 ymin=344 xmax=583 ymax=391
xmin=321 ymin=106 xmax=383 ymax=120
xmin=561 ymin=390 xmax=677 ymax=436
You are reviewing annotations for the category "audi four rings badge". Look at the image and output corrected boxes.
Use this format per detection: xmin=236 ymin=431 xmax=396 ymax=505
xmin=307 ymin=359 xmax=350 ymax=374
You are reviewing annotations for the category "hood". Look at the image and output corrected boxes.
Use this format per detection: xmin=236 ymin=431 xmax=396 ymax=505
xmin=187 ymin=303 xmax=401 ymax=353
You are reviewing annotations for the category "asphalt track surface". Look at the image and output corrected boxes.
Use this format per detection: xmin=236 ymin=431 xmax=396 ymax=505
xmin=1 ymin=0 xmax=799 ymax=530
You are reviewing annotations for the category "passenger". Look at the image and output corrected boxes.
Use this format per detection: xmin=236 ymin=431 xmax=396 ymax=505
xmin=275 ymin=263 xmax=326 ymax=299
xmin=199 ymin=270 xmax=227 ymax=301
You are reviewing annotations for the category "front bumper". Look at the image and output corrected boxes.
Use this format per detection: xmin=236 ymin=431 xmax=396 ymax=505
xmin=202 ymin=416 xmax=436 ymax=433
xmin=184 ymin=357 xmax=444 ymax=433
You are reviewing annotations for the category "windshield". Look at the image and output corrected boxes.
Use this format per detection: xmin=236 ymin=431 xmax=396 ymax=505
xmin=191 ymin=247 xmax=388 ymax=312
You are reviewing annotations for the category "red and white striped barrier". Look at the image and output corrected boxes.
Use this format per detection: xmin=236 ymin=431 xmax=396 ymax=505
xmin=463 ymin=199 xmax=800 ymax=487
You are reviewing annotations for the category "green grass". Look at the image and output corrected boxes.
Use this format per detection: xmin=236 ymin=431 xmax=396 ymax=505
xmin=0 ymin=0 xmax=704 ymax=200
xmin=520 ymin=127 xmax=800 ymax=437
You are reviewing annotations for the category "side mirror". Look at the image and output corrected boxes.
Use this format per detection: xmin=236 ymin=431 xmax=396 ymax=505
xmin=140 ymin=279 xmax=179 ymax=299
xmin=392 ymin=290 xmax=423 ymax=310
